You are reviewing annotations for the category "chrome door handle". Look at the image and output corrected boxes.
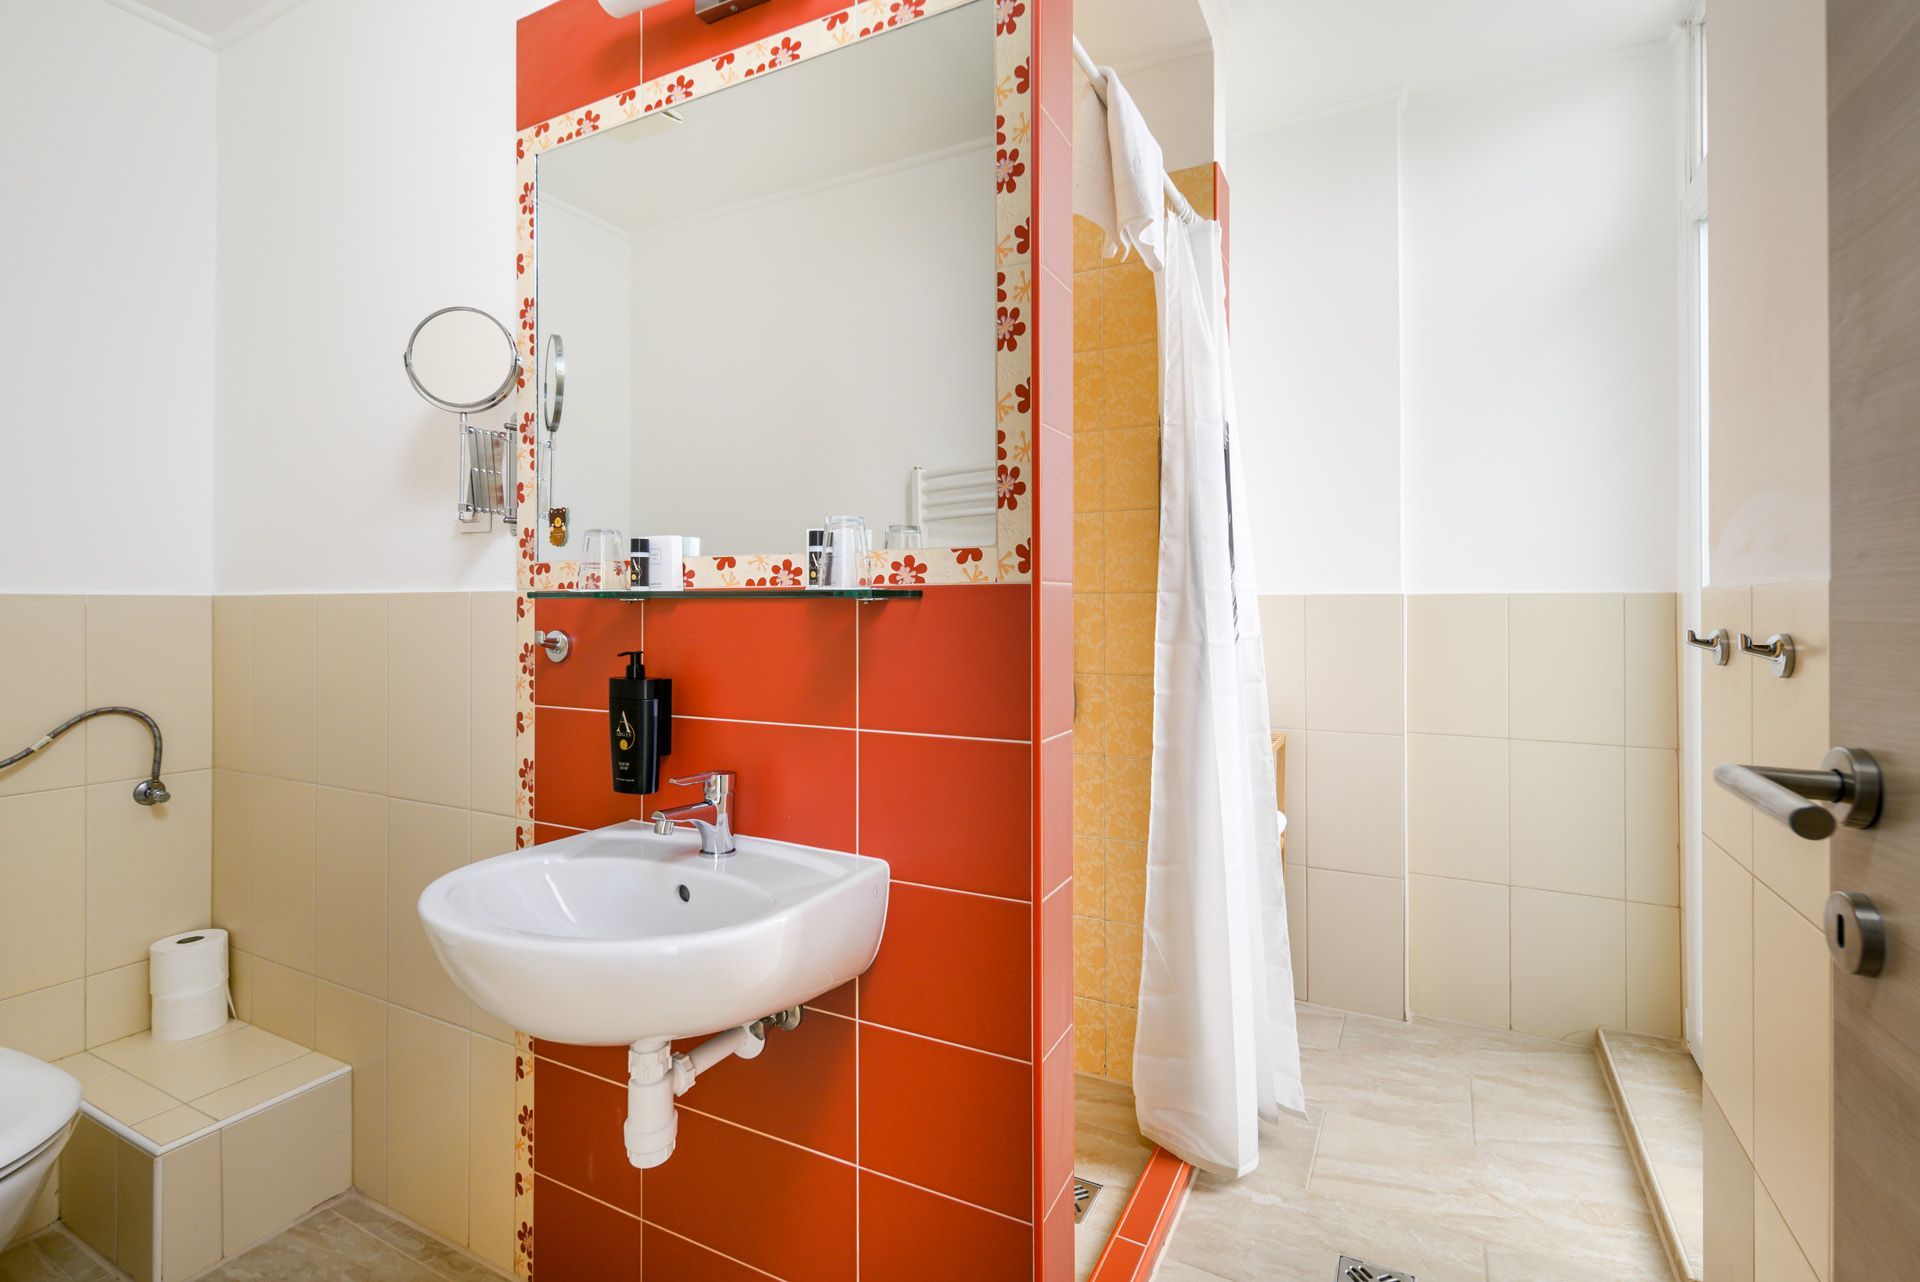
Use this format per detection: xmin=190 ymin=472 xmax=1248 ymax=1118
xmin=1712 ymin=747 xmax=1882 ymax=839
xmin=1738 ymin=631 xmax=1797 ymax=677
xmin=1687 ymin=628 xmax=1731 ymax=665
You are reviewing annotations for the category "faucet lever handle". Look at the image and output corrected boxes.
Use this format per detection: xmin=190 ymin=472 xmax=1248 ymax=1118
xmin=668 ymin=770 xmax=734 ymax=803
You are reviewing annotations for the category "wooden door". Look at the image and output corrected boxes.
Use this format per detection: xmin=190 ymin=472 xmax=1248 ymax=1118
xmin=1827 ymin=0 xmax=1920 ymax=1273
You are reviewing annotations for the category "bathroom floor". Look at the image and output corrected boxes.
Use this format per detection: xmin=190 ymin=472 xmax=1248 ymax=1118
xmin=1074 ymin=1073 xmax=1157 ymax=1280
xmin=1157 ymin=1006 xmax=1671 ymax=1282
xmin=0 ymin=1197 xmax=507 ymax=1282
xmin=1602 ymin=1029 xmax=1704 ymax=1278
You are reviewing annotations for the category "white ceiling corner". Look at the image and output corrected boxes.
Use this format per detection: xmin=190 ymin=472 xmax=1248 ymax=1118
xmin=93 ymin=0 xmax=316 ymax=50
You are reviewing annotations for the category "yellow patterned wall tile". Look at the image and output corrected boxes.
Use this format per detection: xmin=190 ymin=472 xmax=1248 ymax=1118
xmin=1169 ymin=164 xmax=1215 ymax=220
xmin=1107 ymin=840 xmax=1148 ymax=924
xmin=1074 ymin=915 xmax=1109 ymax=999
xmin=1105 ymin=342 xmax=1159 ymax=430
xmin=1074 ymin=214 xmax=1108 ymax=274
xmin=1074 ymin=752 xmax=1108 ymax=837
xmin=1074 ymin=832 xmax=1108 ymax=919
xmin=1105 ymin=755 xmax=1152 ymax=839
xmin=1103 ymin=262 xmax=1157 ymax=348
xmin=1075 ymin=430 xmax=1106 ymax=516
xmin=1075 ymin=514 xmax=1107 ymax=592
xmin=1105 ymin=510 xmax=1160 ymax=591
xmin=1075 ymin=591 xmax=1106 ymax=674
xmin=1104 ymin=674 xmax=1154 ymax=758
xmin=1074 ymin=347 xmax=1107 ymax=434
xmin=1104 ymin=425 xmax=1159 ymax=511
xmin=1075 ymin=270 xmax=1104 ymax=354
xmin=1073 ymin=673 xmax=1109 ymax=755
xmin=1108 ymin=1005 xmax=1138 ymax=1082
xmin=1105 ymin=919 xmax=1144 ymax=1006
xmin=1075 ymin=997 xmax=1108 ymax=1075
xmin=1104 ymin=592 xmax=1154 ymax=675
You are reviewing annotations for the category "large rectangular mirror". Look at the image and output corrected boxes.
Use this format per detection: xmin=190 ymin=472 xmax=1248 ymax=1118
xmin=534 ymin=0 xmax=998 ymax=573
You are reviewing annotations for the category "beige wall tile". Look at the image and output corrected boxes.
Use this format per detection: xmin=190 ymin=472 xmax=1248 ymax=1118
xmin=229 ymin=950 xmax=253 ymax=1023
xmin=1625 ymin=903 xmax=1683 ymax=1039
xmin=86 ymin=771 xmax=212 ymax=972
xmin=213 ymin=596 xmax=253 ymax=775
xmin=470 ymin=593 xmax=519 ymax=819
xmin=388 ymin=1007 xmax=471 ymax=1245
xmin=1750 ymin=580 xmax=1831 ymax=924
xmin=59 ymin=1115 xmax=118 ymax=1259
xmin=194 ymin=1052 xmax=344 ymax=1120
xmin=85 ymin=962 xmax=150 ymax=1047
xmin=1276 ymin=729 xmax=1307 ymax=863
xmin=1624 ymin=747 xmax=1682 ymax=907
xmin=1751 ymin=884 xmax=1830 ymax=1279
xmin=85 ymin=596 xmax=212 ymax=781
xmin=1703 ymin=1085 xmax=1755 ymax=1282
xmin=1282 ymin=861 xmax=1307 ymax=994
xmin=1304 ymin=731 xmax=1405 ymax=879
xmin=212 ymin=770 xmax=253 ymax=954
xmin=1509 ymin=887 xmax=1625 ymax=1041
xmin=316 ymin=594 xmax=388 ymax=795
xmin=0 ymin=788 xmax=86 ymax=1000
xmin=388 ymin=594 xmax=472 ymax=809
xmin=1307 ymin=869 xmax=1404 ymax=1020
xmin=1305 ymin=595 xmax=1404 ymax=735
xmin=1509 ymin=741 xmax=1626 ymax=899
xmin=160 ymin=1134 xmax=222 ymax=1282
xmin=1754 ymin=1173 xmax=1819 ymax=1282
xmin=1258 ymin=595 xmax=1307 ymax=730
xmin=0 ymin=596 xmax=86 ymax=797
xmin=470 ymin=811 xmax=518 ymax=863
xmin=0 ymin=981 xmax=85 ymax=1060
xmin=468 ymin=1033 xmax=518 ymax=1271
xmin=248 ymin=956 xmax=316 ymax=1048
xmin=1407 ymin=595 xmax=1508 ymax=738
xmin=315 ymin=787 xmax=387 ymax=998
xmin=1406 ymin=734 xmax=1508 ymax=884
xmin=387 ymin=799 xmax=471 ymax=1025
xmin=1703 ymin=839 xmax=1755 ymax=1151
xmin=315 ymin=980 xmax=389 ymax=1202
xmin=249 ymin=595 xmax=318 ymax=783
xmin=221 ymin=1076 xmax=350 ymax=1256
xmin=115 ymin=1135 xmax=155 ymax=1282
xmin=1409 ymin=875 xmax=1509 ymax=1029
xmin=246 ymin=776 xmax=315 ymax=973
xmin=1509 ymin=594 xmax=1625 ymax=745
xmin=1700 ymin=585 xmax=1754 ymax=867
xmin=1625 ymin=594 xmax=1680 ymax=749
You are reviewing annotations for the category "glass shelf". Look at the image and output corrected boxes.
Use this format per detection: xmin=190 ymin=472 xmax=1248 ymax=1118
xmin=528 ymin=587 xmax=922 ymax=601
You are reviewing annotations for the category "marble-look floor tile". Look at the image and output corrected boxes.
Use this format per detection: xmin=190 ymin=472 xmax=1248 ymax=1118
xmin=1469 ymin=1066 xmax=1624 ymax=1146
xmin=1172 ymin=1177 xmax=1492 ymax=1282
xmin=1300 ymin=1046 xmax=1474 ymax=1139
xmin=1297 ymin=1002 xmax=1346 ymax=1051
xmin=1600 ymin=1028 xmax=1703 ymax=1278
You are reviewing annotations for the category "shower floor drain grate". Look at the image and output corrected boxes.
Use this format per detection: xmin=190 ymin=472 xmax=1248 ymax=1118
xmin=1337 ymin=1257 xmax=1416 ymax=1282
xmin=1072 ymin=1177 xmax=1103 ymax=1223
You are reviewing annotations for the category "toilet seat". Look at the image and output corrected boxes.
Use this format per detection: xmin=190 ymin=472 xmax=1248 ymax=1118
xmin=0 ymin=1048 xmax=82 ymax=1181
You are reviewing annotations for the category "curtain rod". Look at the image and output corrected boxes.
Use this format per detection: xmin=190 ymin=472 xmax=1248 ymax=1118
xmin=1071 ymin=34 xmax=1202 ymax=225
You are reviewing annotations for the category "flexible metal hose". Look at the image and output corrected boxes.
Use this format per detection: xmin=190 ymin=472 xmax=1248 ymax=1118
xmin=0 ymin=706 xmax=169 ymax=804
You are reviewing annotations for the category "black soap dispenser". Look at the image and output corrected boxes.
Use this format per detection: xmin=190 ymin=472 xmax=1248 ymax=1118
xmin=609 ymin=651 xmax=672 ymax=794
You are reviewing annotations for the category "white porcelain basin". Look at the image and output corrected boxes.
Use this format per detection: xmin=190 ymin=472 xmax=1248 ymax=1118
xmin=419 ymin=822 xmax=889 ymax=1046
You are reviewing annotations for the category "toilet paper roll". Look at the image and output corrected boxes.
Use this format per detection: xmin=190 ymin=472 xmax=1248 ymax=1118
xmin=152 ymin=985 xmax=230 ymax=1043
xmin=150 ymin=929 xmax=229 ymax=998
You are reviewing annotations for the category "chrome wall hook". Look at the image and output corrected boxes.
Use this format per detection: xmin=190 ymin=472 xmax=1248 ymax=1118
xmin=1686 ymin=627 xmax=1731 ymax=665
xmin=535 ymin=629 xmax=571 ymax=663
xmin=1739 ymin=632 xmax=1796 ymax=678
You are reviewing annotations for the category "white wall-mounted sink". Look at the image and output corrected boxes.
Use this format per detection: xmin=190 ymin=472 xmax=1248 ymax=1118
xmin=418 ymin=822 xmax=889 ymax=1047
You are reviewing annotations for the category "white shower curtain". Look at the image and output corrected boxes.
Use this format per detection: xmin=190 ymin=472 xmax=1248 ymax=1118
xmin=1132 ymin=218 xmax=1305 ymax=1178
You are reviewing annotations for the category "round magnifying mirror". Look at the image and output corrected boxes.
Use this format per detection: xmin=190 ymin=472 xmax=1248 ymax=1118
xmin=403 ymin=306 xmax=521 ymax=415
xmin=540 ymin=333 xmax=565 ymax=435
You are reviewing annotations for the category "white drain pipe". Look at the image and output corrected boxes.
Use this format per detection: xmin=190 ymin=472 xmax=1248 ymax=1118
xmin=624 ymin=1007 xmax=801 ymax=1167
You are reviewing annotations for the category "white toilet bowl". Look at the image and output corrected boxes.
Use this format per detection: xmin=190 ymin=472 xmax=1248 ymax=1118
xmin=0 ymin=1047 xmax=82 ymax=1246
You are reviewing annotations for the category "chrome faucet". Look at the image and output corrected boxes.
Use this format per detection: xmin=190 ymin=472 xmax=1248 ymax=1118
xmin=651 ymin=770 xmax=737 ymax=857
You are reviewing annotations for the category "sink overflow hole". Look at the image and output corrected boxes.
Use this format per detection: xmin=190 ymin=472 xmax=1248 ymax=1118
xmin=677 ymin=884 xmax=691 ymax=902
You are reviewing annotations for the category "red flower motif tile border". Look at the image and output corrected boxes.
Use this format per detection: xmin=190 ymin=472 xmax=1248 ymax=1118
xmin=507 ymin=3 xmax=1033 ymax=1273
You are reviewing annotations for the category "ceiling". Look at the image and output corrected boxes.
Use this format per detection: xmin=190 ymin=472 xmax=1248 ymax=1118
xmin=539 ymin=0 xmax=993 ymax=234
xmin=1224 ymin=0 xmax=1684 ymax=130
xmin=98 ymin=0 xmax=312 ymax=48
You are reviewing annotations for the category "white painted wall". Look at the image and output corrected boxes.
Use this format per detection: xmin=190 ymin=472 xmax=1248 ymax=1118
xmin=1232 ymin=47 xmax=1681 ymax=595
xmin=1705 ymin=0 xmax=1828 ymax=587
xmin=625 ymin=147 xmax=998 ymax=555
xmin=214 ymin=0 xmax=545 ymax=593
xmin=533 ymin=201 xmax=633 ymax=563
xmin=1401 ymin=48 xmax=1681 ymax=593
xmin=1116 ymin=50 xmax=1217 ymax=173
xmin=1232 ymin=99 xmax=1403 ymax=595
xmin=0 ymin=0 xmax=216 ymax=594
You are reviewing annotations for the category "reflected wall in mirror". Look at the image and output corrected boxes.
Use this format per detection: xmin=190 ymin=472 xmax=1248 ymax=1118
xmin=533 ymin=0 xmax=998 ymax=568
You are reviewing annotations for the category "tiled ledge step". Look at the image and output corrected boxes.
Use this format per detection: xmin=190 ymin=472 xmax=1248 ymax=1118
xmin=1595 ymin=1027 xmax=1704 ymax=1282
xmin=52 ymin=1021 xmax=351 ymax=1282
